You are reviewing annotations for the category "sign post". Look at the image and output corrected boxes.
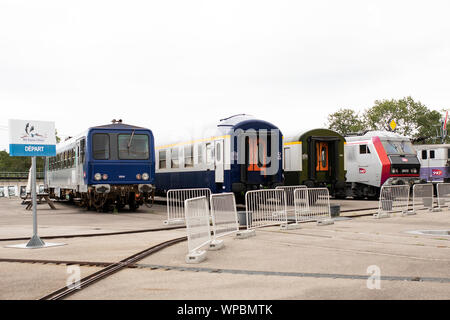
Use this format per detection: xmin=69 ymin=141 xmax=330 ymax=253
xmin=6 ymin=119 xmax=65 ymax=249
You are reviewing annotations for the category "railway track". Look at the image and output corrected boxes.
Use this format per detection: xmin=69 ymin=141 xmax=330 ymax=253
xmin=38 ymin=236 xmax=187 ymax=300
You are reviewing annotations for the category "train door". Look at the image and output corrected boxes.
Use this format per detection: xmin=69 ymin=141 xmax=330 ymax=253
xmin=316 ymin=142 xmax=329 ymax=172
xmin=76 ymin=138 xmax=87 ymax=192
xmin=214 ymin=139 xmax=224 ymax=183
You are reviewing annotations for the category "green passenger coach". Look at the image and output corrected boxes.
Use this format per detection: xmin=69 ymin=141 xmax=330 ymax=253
xmin=282 ymin=128 xmax=346 ymax=198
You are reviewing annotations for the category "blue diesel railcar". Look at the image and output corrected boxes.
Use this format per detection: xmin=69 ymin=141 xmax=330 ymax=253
xmin=45 ymin=120 xmax=155 ymax=211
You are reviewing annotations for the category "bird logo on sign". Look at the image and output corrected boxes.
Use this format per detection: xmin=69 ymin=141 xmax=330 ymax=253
xmin=21 ymin=123 xmax=46 ymax=139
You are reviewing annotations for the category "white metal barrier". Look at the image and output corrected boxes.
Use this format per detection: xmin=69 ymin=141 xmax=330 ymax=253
xmin=411 ymin=184 xmax=434 ymax=213
xmin=164 ymin=188 xmax=211 ymax=225
xmin=276 ymin=185 xmax=307 ymax=219
xmin=184 ymin=196 xmax=211 ymax=263
xmin=209 ymin=193 xmax=240 ymax=248
xmin=293 ymin=187 xmax=334 ymax=225
xmin=375 ymin=185 xmax=410 ymax=218
xmin=437 ymin=183 xmax=450 ymax=210
xmin=245 ymin=189 xmax=288 ymax=230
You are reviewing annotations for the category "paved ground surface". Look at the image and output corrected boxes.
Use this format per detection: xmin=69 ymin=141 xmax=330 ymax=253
xmin=0 ymin=197 xmax=449 ymax=300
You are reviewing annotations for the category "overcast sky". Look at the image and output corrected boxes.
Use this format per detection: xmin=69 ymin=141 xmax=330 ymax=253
xmin=1 ymin=0 xmax=450 ymax=150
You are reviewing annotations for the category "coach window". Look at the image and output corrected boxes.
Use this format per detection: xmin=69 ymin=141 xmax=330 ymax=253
xmin=159 ymin=150 xmax=166 ymax=169
xmin=206 ymin=143 xmax=214 ymax=165
xmin=184 ymin=145 xmax=194 ymax=168
xmin=93 ymin=133 xmax=110 ymax=160
xmin=197 ymin=144 xmax=204 ymax=165
xmin=71 ymin=149 xmax=75 ymax=167
xmin=448 ymin=148 xmax=450 ymax=159
xmin=430 ymin=150 xmax=435 ymax=159
xmin=80 ymin=138 xmax=86 ymax=164
xmin=63 ymin=151 xmax=67 ymax=168
xmin=171 ymin=148 xmax=179 ymax=168
xmin=422 ymin=150 xmax=427 ymax=160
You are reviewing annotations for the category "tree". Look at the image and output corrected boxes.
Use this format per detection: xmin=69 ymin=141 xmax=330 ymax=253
xmin=326 ymin=108 xmax=366 ymax=136
xmin=365 ymin=96 xmax=443 ymax=143
xmin=327 ymin=97 xmax=445 ymax=144
xmin=0 ymin=151 xmax=45 ymax=172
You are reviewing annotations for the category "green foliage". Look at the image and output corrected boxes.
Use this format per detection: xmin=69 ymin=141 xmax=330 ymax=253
xmin=0 ymin=151 xmax=45 ymax=172
xmin=327 ymin=96 xmax=446 ymax=144
xmin=326 ymin=108 xmax=366 ymax=136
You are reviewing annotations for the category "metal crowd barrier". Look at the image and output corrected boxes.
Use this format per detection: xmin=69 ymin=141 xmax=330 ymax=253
xmin=245 ymin=189 xmax=288 ymax=230
xmin=184 ymin=196 xmax=211 ymax=263
xmin=293 ymin=187 xmax=334 ymax=225
xmin=275 ymin=185 xmax=307 ymax=219
xmin=437 ymin=183 xmax=450 ymax=210
xmin=411 ymin=183 xmax=434 ymax=213
xmin=164 ymin=188 xmax=211 ymax=225
xmin=209 ymin=193 xmax=240 ymax=248
xmin=375 ymin=185 xmax=410 ymax=218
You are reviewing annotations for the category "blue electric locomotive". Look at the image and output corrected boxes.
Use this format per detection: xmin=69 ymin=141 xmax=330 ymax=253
xmin=155 ymin=114 xmax=283 ymax=201
xmin=45 ymin=120 xmax=155 ymax=211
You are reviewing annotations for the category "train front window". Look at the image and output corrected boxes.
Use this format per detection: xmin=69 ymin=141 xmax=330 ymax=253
xmin=118 ymin=134 xmax=149 ymax=160
xmin=93 ymin=134 xmax=110 ymax=160
xmin=382 ymin=140 xmax=415 ymax=155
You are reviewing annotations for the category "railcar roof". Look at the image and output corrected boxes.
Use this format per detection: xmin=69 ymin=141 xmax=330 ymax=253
xmin=156 ymin=114 xmax=280 ymax=147
xmin=283 ymin=128 xmax=344 ymax=142
xmin=345 ymin=130 xmax=410 ymax=141
xmin=413 ymin=144 xmax=450 ymax=149
xmin=90 ymin=123 xmax=148 ymax=130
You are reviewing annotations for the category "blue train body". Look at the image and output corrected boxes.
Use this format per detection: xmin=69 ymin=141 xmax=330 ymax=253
xmin=45 ymin=121 xmax=155 ymax=211
xmin=155 ymin=115 xmax=283 ymax=200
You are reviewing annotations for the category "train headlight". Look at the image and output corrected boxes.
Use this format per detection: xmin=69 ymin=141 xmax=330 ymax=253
xmin=136 ymin=174 xmax=142 ymax=180
xmin=411 ymin=168 xmax=417 ymax=174
xmin=94 ymin=173 xmax=102 ymax=181
xmin=102 ymin=174 xmax=108 ymax=180
xmin=142 ymin=173 xmax=149 ymax=180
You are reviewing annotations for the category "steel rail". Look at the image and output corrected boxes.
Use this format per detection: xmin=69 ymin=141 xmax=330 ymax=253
xmin=39 ymin=236 xmax=187 ymax=300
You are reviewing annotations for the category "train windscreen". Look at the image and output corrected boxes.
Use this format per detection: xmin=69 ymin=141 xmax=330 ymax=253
xmin=118 ymin=134 xmax=149 ymax=160
xmin=92 ymin=133 xmax=110 ymax=160
xmin=381 ymin=140 xmax=416 ymax=155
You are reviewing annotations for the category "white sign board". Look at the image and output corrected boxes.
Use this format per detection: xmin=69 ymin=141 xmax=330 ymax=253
xmin=9 ymin=119 xmax=56 ymax=157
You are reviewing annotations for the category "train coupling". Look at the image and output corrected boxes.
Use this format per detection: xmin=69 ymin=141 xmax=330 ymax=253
xmin=138 ymin=184 xmax=155 ymax=193
xmin=95 ymin=184 xmax=111 ymax=194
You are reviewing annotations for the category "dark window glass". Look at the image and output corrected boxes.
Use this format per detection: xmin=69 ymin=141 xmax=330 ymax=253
xmin=118 ymin=134 xmax=149 ymax=160
xmin=80 ymin=138 xmax=86 ymax=164
xmin=93 ymin=134 xmax=110 ymax=160
xmin=430 ymin=150 xmax=435 ymax=159
xmin=422 ymin=150 xmax=427 ymax=160
xmin=159 ymin=150 xmax=166 ymax=169
xmin=447 ymin=148 xmax=450 ymax=159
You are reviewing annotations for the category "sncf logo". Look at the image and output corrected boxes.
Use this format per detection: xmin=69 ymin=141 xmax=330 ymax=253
xmin=401 ymin=158 xmax=408 ymax=162
xmin=432 ymin=169 xmax=443 ymax=176
xmin=359 ymin=168 xmax=366 ymax=174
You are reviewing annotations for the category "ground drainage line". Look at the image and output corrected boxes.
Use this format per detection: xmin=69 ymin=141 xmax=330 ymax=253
xmin=136 ymin=264 xmax=450 ymax=283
